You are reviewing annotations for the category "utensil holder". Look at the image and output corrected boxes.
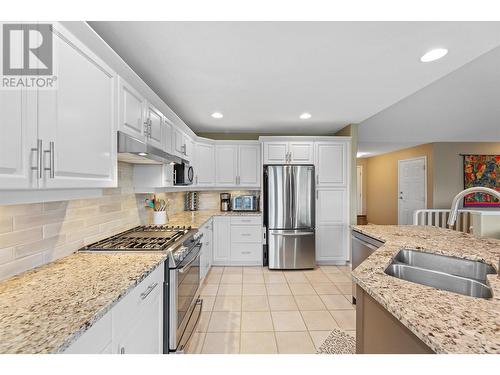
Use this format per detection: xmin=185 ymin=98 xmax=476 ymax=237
xmin=153 ymin=211 xmax=167 ymax=225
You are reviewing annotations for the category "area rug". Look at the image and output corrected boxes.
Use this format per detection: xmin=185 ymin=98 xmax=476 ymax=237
xmin=316 ymin=329 xmax=356 ymax=354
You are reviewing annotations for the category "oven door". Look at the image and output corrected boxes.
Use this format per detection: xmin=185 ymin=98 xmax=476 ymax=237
xmin=169 ymin=245 xmax=202 ymax=352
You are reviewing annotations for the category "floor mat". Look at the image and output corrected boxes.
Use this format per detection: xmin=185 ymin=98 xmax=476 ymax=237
xmin=316 ymin=329 xmax=356 ymax=354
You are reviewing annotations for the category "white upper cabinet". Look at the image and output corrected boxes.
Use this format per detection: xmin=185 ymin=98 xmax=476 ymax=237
xmin=289 ymin=142 xmax=314 ymax=164
xmin=163 ymin=118 xmax=173 ymax=154
xmin=215 ymin=143 xmax=260 ymax=187
xmin=144 ymin=102 xmax=164 ymax=150
xmin=0 ymin=88 xmax=37 ymax=189
xmin=172 ymin=126 xmax=192 ymax=161
xmin=195 ymin=142 xmax=215 ymax=186
xmin=238 ymin=144 xmax=260 ymax=187
xmin=37 ymin=23 xmax=117 ymax=189
xmin=262 ymin=141 xmax=313 ymax=164
xmin=118 ymin=77 xmax=146 ymax=141
xmin=315 ymin=142 xmax=348 ymax=187
xmin=215 ymin=145 xmax=238 ymax=186
xmin=263 ymin=142 xmax=288 ymax=164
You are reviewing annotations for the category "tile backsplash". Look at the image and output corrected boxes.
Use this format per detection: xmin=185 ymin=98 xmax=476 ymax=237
xmin=0 ymin=162 xmax=259 ymax=281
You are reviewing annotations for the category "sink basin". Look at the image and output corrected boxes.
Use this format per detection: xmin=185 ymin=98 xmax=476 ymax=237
xmin=385 ymin=249 xmax=495 ymax=299
xmin=394 ymin=248 xmax=496 ymax=283
xmin=385 ymin=264 xmax=493 ymax=299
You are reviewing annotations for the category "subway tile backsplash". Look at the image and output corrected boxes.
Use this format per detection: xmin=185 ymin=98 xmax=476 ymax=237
xmin=0 ymin=162 xmax=260 ymax=281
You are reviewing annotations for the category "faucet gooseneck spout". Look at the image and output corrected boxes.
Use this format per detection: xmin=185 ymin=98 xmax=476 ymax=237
xmin=447 ymin=187 xmax=500 ymax=227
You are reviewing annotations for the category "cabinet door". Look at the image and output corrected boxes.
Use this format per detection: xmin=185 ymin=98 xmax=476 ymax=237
xmin=316 ymin=225 xmax=348 ymax=263
xmin=213 ymin=217 xmax=231 ymax=265
xmin=195 ymin=142 xmax=215 ymax=186
xmin=238 ymin=144 xmax=260 ymax=187
xmin=145 ymin=102 xmax=164 ymax=150
xmin=289 ymin=142 xmax=314 ymax=164
xmin=315 ymin=142 xmax=347 ymax=187
xmin=116 ymin=285 xmax=162 ymax=354
xmin=37 ymin=23 xmax=117 ymax=188
xmin=316 ymin=188 xmax=348 ymax=225
xmin=215 ymin=145 xmax=238 ymax=186
xmin=263 ymin=142 xmax=288 ymax=164
xmin=173 ymin=126 xmax=184 ymax=157
xmin=118 ymin=77 xmax=145 ymax=140
xmin=63 ymin=313 xmax=112 ymax=354
xmin=163 ymin=118 xmax=173 ymax=154
xmin=0 ymin=88 xmax=38 ymax=189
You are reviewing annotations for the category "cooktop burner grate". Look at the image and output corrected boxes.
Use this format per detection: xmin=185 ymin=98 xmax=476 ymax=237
xmin=82 ymin=225 xmax=192 ymax=251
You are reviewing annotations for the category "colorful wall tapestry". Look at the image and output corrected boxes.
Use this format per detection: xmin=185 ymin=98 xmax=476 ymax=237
xmin=463 ymin=155 xmax=500 ymax=207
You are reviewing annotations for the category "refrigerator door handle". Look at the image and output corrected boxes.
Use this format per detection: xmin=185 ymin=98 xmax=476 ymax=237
xmin=270 ymin=230 xmax=314 ymax=236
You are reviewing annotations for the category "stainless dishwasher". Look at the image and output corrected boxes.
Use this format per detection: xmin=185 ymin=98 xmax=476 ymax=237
xmin=351 ymin=230 xmax=384 ymax=303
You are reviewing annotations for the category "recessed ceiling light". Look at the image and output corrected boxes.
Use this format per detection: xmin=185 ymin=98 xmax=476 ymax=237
xmin=138 ymin=152 xmax=148 ymax=156
xmin=299 ymin=112 xmax=312 ymax=120
xmin=420 ymin=48 xmax=448 ymax=62
xmin=211 ymin=112 xmax=223 ymax=119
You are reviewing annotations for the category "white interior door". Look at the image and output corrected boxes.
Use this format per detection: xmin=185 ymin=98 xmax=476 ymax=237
xmin=398 ymin=157 xmax=426 ymax=225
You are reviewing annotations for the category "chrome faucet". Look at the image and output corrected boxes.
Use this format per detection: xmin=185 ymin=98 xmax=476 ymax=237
xmin=447 ymin=187 xmax=500 ymax=227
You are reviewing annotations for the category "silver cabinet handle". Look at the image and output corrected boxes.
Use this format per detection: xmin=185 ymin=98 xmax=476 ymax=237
xmin=140 ymin=282 xmax=158 ymax=300
xmin=316 ymin=190 xmax=319 ymax=200
xmin=316 ymin=174 xmax=319 ymax=185
xmin=240 ymin=233 xmax=252 ymax=236
xmin=143 ymin=119 xmax=149 ymax=136
xmin=31 ymin=139 xmax=43 ymax=179
xmin=196 ymin=176 xmax=198 ymax=185
xmin=44 ymin=141 xmax=55 ymax=179
xmin=241 ymin=251 xmax=251 ymax=254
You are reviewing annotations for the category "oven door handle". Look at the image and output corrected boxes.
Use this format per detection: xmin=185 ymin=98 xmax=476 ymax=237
xmin=178 ymin=251 xmax=201 ymax=274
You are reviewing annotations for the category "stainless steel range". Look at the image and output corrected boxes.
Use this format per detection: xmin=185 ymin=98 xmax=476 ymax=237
xmin=81 ymin=224 xmax=204 ymax=354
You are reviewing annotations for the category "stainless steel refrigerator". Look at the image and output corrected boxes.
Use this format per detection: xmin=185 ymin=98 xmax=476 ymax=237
xmin=264 ymin=165 xmax=315 ymax=269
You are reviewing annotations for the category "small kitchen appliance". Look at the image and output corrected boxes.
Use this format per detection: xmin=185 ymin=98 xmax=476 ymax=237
xmin=220 ymin=193 xmax=231 ymax=211
xmin=232 ymin=195 xmax=259 ymax=211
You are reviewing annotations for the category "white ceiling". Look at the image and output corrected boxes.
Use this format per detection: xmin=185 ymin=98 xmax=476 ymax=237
xmin=358 ymin=45 xmax=500 ymax=156
xmin=89 ymin=21 xmax=500 ymax=135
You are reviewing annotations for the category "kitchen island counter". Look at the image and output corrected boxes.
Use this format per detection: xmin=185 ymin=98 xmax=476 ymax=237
xmin=351 ymin=224 xmax=500 ymax=354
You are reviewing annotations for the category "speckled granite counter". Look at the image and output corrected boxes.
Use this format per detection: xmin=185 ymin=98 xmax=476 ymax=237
xmin=166 ymin=210 xmax=261 ymax=228
xmin=351 ymin=225 xmax=500 ymax=354
xmin=0 ymin=252 xmax=167 ymax=353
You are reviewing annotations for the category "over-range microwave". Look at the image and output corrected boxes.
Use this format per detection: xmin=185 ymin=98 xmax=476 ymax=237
xmin=173 ymin=163 xmax=194 ymax=185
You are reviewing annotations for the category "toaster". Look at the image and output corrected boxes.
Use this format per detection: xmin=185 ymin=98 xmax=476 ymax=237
xmin=232 ymin=195 xmax=258 ymax=211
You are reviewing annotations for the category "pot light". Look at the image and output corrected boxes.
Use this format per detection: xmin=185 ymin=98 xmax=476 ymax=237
xmin=420 ymin=48 xmax=448 ymax=62
xmin=299 ymin=112 xmax=312 ymax=120
xmin=211 ymin=112 xmax=223 ymax=119
xmin=138 ymin=152 xmax=148 ymax=156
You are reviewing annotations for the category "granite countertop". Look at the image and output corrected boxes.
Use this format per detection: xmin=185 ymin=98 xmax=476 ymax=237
xmin=166 ymin=209 xmax=262 ymax=228
xmin=0 ymin=252 xmax=167 ymax=354
xmin=351 ymin=224 xmax=500 ymax=354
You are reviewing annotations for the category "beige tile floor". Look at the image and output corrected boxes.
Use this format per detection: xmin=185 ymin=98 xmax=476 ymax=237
xmin=186 ymin=265 xmax=356 ymax=354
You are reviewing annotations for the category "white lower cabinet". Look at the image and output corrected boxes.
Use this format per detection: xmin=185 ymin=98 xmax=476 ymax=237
xmin=315 ymin=188 xmax=349 ymax=264
xmin=200 ymin=219 xmax=213 ymax=279
xmin=213 ymin=216 xmax=231 ymax=265
xmin=213 ymin=216 xmax=262 ymax=266
xmin=64 ymin=264 xmax=164 ymax=354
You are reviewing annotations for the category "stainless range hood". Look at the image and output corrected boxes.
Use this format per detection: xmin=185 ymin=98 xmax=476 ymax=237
xmin=117 ymin=131 xmax=184 ymax=165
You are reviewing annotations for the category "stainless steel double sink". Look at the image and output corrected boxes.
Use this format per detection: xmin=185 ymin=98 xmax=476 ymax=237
xmin=385 ymin=249 xmax=496 ymax=299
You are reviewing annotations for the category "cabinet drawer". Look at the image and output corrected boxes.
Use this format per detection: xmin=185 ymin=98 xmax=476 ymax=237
xmin=230 ymin=216 xmax=261 ymax=226
xmin=230 ymin=243 xmax=262 ymax=262
xmin=230 ymin=225 xmax=262 ymax=243
xmin=64 ymin=312 xmax=112 ymax=354
xmin=112 ymin=264 xmax=164 ymax=342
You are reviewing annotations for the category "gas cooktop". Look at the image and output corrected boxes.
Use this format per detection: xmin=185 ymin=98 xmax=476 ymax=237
xmin=82 ymin=225 xmax=193 ymax=252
